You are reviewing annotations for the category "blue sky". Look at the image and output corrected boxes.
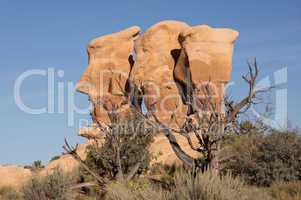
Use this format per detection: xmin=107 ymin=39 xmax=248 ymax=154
xmin=0 ymin=0 xmax=300 ymax=165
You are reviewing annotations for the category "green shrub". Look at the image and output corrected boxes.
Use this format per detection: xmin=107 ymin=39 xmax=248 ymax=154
xmin=0 ymin=186 xmax=23 ymax=200
xmin=221 ymin=130 xmax=301 ymax=186
xmin=82 ymin=114 xmax=153 ymax=181
xmin=23 ymin=168 xmax=76 ymax=200
xmin=50 ymin=155 xmax=61 ymax=162
xmin=31 ymin=160 xmax=44 ymax=171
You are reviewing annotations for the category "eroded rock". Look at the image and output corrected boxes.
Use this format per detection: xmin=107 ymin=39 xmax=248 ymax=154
xmin=175 ymin=25 xmax=239 ymax=112
xmin=178 ymin=25 xmax=239 ymax=83
xmin=76 ymin=26 xmax=140 ymax=124
xmin=131 ymin=20 xmax=189 ymax=128
xmin=0 ymin=165 xmax=32 ymax=189
xmin=18 ymin=22 xmax=240 ymax=174
xmin=73 ymin=22 xmax=239 ymax=166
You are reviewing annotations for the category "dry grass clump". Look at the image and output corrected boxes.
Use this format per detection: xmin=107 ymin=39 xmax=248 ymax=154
xmin=167 ymin=170 xmax=271 ymax=200
xmin=0 ymin=186 xmax=23 ymax=200
xmin=23 ymin=168 xmax=77 ymax=200
xmin=105 ymin=170 xmax=271 ymax=200
xmin=267 ymin=181 xmax=301 ymax=200
xmin=106 ymin=178 xmax=167 ymax=200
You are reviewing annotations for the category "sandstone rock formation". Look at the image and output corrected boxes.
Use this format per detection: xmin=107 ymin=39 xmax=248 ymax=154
xmin=178 ymin=25 xmax=239 ymax=83
xmin=0 ymin=165 xmax=32 ymax=189
xmin=175 ymin=25 xmax=239 ymax=112
xmin=76 ymin=26 xmax=140 ymax=124
xmin=42 ymin=143 xmax=87 ymax=175
xmin=149 ymin=133 xmax=201 ymax=165
xmin=76 ymin=21 xmax=239 ymax=166
xmin=130 ymin=20 xmax=189 ymax=128
xmin=0 ymin=22 xmax=239 ymax=188
xmin=78 ymin=123 xmax=104 ymax=140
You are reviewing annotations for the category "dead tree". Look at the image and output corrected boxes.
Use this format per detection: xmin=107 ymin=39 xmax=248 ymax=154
xmin=64 ymin=100 xmax=153 ymax=192
xmin=65 ymin=58 xmax=269 ymax=187
xmin=130 ymin=59 xmax=270 ymax=175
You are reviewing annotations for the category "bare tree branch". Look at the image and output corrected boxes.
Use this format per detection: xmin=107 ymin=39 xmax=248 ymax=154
xmin=226 ymin=59 xmax=259 ymax=123
xmin=63 ymin=139 xmax=106 ymax=188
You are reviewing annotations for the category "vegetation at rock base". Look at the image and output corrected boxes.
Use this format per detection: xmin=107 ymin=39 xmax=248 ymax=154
xmin=220 ymin=126 xmax=301 ymax=186
xmin=81 ymin=114 xmax=153 ymax=182
xmin=31 ymin=160 xmax=44 ymax=171
xmin=267 ymin=181 xmax=301 ymax=200
xmin=1 ymin=61 xmax=299 ymax=199
xmin=0 ymin=186 xmax=23 ymax=200
xmin=22 ymin=168 xmax=78 ymax=200
xmin=1 ymin=125 xmax=301 ymax=200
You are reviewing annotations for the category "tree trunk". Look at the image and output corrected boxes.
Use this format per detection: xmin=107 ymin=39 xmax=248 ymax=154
xmin=209 ymin=143 xmax=220 ymax=175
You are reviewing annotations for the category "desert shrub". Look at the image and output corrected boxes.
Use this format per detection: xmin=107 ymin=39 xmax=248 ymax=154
xmin=106 ymin=178 xmax=167 ymax=200
xmin=150 ymin=163 xmax=184 ymax=177
xmin=105 ymin=170 xmax=270 ymax=200
xmin=166 ymin=170 xmax=270 ymax=200
xmin=221 ymin=129 xmax=301 ymax=186
xmin=50 ymin=155 xmax=61 ymax=162
xmin=75 ymin=195 xmax=97 ymax=200
xmin=82 ymin=114 xmax=154 ymax=181
xmin=23 ymin=168 xmax=76 ymax=200
xmin=267 ymin=181 xmax=301 ymax=200
xmin=148 ymin=163 xmax=189 ymax=189
xmin=0 ymin=186 xmax=23 ymax=200
xmin=32 ymin=160 xmax=44 ymax=171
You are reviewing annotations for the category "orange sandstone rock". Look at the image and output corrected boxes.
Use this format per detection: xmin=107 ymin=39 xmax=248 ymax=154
xmin=131 ymin=20 xmax=189 ymax=128
xmin=175 ymin=25 xmax=239 ymax=112
xmin=0 ymin=165 xmax=32 ymax=189
xmin=76 ymin=26 xmax=140 ymax=124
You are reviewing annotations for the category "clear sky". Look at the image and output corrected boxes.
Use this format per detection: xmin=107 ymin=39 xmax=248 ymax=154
xmin=0 ymin=0 xmax=300 ymax=165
